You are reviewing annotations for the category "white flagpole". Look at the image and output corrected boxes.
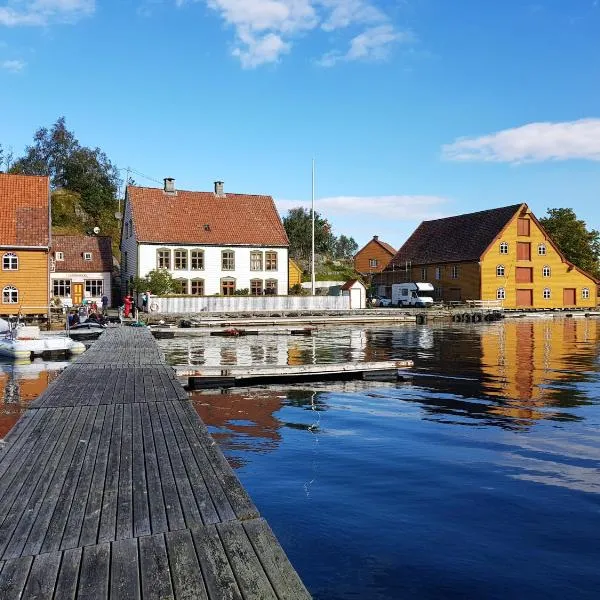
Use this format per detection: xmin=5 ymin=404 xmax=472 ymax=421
xmin=311 ymin=159 xmax=316 ymax=295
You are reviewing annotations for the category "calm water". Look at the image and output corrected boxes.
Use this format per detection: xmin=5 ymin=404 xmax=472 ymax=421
xmin=161 ymin=318 xmax=600 ymax=599
xmin=1 ymin=319 xmax=599 ymax=598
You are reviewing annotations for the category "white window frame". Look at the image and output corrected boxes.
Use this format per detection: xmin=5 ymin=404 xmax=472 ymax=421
xmin=222 ymin=250 xmax=235 ymax=271
xmin=265 ymin=279 xmax=278 ymax=295
xmin=55 ymin=251 xmax=64 ymax=262
xmin=83 ymin=252 xmax=92 ymax=261
xmin=85 ymin=280 xmax=103 ymax=296
xmin=2 ymin=285 xmax=18 ymax=304
xmin=538 ymin=243 xmax=547 ymax=256
xmin=250 ymin=279 xmax=263 ymax=296
xmin=190 ymin=250 xmax=204 ymax=270
xmin=497 ymin=287 xmax=506 ymax=300
xmin=53 ymin=279 xmax=71 ymax=297
xmin=435 ymin=267 xmax=441 ymax=280
xmin=542 ymin=265 xmax=551 ymax=278
xmin=174 ymin=278 xmax=188 ymax=295
xmin=156 ymin=248 xmax=171 ymax=270
xmin=543 ymin=288 xmax=551 ymax=300
xmin=496 ymin=265 xmax=505 ymax=277
xmin=369 ymin=258 xmax=378 ymax=268
xmin=2 ymin=253 xmax=18 ymax=271
xmin=250 ymin=251 xmax=263 ymax=271
xmin=499 ymin=242 xmax=508 ymax=255
xmin=582 ymin=288 xmax=590 ymax=300
xmin=451 ymin=265 xmax=459 ymax=279
xmin=265 ymin=251 xmax=278 ymax=271
xmin=190 ymin=278 xmax=204 ymax=296
xmin=174 ymin=249 xmax=188 ymax=270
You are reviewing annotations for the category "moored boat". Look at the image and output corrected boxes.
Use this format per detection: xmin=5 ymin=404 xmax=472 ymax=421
xmin=0 ymin=323 xmax=85 ymax=360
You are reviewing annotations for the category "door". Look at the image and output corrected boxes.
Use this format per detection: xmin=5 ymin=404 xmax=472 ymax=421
xmin=517 ymin=242 xmax=531 ymax=261
xmin=350 ymin=287 xmax=362 ymax=309
xmin=72 ymin=283 xmax=83 ymax=305
xmin=563 ymin=288 xmax=576 ymax=306
xmin=515 ymin=267 xmax=533 ymax=283
xmin=516 ymin=289 xmax=533 ymax=307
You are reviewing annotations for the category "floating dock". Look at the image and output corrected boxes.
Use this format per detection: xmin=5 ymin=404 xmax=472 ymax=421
xmin=176 ymin=360 xmax=414 ymax=389
xmin=0 ymin=327 xmax=310 ymax=599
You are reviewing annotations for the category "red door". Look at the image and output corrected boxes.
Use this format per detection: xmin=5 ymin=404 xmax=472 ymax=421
xmin=515 ymin=267 xmax=533 ymax=283
xmin=517 ymin=242 xmax=531 ymax=261
xmin=516 ymin=289 xmax=533 ymax=307
xmin=563 ymin=288 xmax=576 ymax=306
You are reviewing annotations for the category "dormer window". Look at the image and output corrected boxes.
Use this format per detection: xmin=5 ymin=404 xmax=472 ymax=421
xmin=83 ymin=252 xmax=92 ymax=261
xmin=55 ymin=251 xmax=64 ymax=262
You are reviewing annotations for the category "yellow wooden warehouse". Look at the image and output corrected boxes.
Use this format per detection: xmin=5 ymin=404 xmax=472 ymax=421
xmin=377 ymin=203 xmax=598 ymax=309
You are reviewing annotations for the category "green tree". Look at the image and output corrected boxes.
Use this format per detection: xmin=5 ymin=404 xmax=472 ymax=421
xmin=540 ymin=208 xmax=600 ymax=278
xmin=0 ymin=144 xmax=14 ymax=171
xmin=335 ymin=235 xmax=358 ymax=260
xmin=283 ymin=207 xmax=336 ymax=261
xmin=141 ymin=269 xmax=175 ymax=295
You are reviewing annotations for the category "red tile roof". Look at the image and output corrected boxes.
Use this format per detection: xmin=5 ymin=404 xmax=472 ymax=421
xmin=0 ymin=174 xmax=49 ymax=247
xmin=51 ymin=235 xmax=113 ymax=273
xmin=127 ymin=185 xmax=289 ymax=246
xmin=388 ymin=204 xmax=522 ymax=267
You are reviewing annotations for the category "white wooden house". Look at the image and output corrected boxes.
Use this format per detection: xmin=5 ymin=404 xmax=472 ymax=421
xmin=120 ymin=179 xmax=289 ymax=297
xmin=51 ymin=235 xmax=113 ymax=307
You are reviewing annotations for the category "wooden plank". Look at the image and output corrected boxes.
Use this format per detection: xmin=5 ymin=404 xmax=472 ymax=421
xmin=78 ymin=542 xmax=110 ymax=600
xmin=110 ymin=537 xmax=140 ymax=600
xmin=191 ymin=525 xmax=242 ymax=600
xmin=21 ymin=550 xmax=62 ymax=600
xmin=165 ymin=529 xmax=208 ymax=600
xmin=148 ymin=403 xmax=185 ymax=531
xmin=142 ymin=369 xmax=157 ymax=404
xmin=53 ymin=547 xmax=82 ymax=600
xmin=0 ymin=409 xmax=46 ymax=476
xmin=97 ymin=403 xmax=123 ymax=543
xmin=139 ymin=404 xmax=168 ymax=534
xmin=41 ymin=405 xmax=107 ymax=554
xmin=131 ymin=404 xmax=150 ymax=538
xmin=0 ymin=555 xmax=33 ymax=598
xmin=243 ymin=518 xmax=312 ymax=600
xmin=77 ymin=405 xmax=115 ymax=549
xmin=139 ymin=533 xmax=175 ymax=600
xmin=116 ymin=404 xmax=133 ymax=541
xmin=217 ymin=520 xmax=277 ymax=600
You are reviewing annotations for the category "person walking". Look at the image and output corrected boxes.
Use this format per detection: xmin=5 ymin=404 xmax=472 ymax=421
xmin=101 ymin=294 xmax=109 ymax=316
xmin=142 ymin=291 xmax=149 ymax=312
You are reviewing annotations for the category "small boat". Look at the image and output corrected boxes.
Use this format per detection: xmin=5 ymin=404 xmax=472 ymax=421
xmin=0 ymin=320 xmax=85 ymax=360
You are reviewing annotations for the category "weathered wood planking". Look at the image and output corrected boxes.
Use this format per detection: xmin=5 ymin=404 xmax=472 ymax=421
xmin=0 ymin=327 xmax=310 ymax=599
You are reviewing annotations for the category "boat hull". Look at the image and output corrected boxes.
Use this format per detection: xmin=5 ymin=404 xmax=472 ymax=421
xmin=0 ymin=337 xmax=85 ymax=360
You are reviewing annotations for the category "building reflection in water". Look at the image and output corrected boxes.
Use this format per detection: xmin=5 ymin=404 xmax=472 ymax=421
xmin=0 ymin=361 xmax=67 ymax=439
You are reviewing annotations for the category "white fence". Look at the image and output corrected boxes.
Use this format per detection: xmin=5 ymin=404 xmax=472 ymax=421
xmin=148 ymin=295 xmax=351 ymax=314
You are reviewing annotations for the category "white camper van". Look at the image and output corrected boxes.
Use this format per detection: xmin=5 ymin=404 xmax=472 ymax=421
xmin=392 ymin=282 xmax=435 ymax=307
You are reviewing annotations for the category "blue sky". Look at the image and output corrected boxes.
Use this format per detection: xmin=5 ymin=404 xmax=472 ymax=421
xmin=1 ymin=0 xmax=600 ymax=249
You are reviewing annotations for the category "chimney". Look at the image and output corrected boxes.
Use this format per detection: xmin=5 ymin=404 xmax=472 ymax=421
xmin=164 ymin=177 xmax=175 ymax=193
xmin=373 ymin=235 xmax=379 ymax=241
xmin=214 ymin=181 xmax=225 ymax=197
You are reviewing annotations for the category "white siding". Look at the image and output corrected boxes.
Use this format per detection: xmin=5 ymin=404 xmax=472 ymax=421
xmin=51 ymin=271 xmax=112 ymax=306
xmin=120 ymin=195 xmax=138 ymax=295
xmin=138 ymin=244 xmax=289 ymax=296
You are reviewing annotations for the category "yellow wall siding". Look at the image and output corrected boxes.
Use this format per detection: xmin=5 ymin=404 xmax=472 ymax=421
xmin=481 ymin=208 xmax=597 ymax=308
xmin=0 ymin=250 xmax=49 ymax=315
xmin=288 ymin=259 xmax=303 ymax=287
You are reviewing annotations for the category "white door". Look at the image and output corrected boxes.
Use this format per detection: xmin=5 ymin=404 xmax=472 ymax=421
xmin=350 ymin=287 xmax=362 ymax=309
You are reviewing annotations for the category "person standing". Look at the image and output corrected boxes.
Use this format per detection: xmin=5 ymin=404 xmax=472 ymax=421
xmin=101 ymin=294 xmax=109 ymax=316
xmin=142 ymin=291 xmax=148 ymax=312
xmin=124 ymin=295 xmax=132 ymax=318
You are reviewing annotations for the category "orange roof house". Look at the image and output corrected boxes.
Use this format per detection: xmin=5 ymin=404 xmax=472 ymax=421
xmin=121 ymin=179 xmax=290 ymax=297
xmin=0 ymin=174 xmax=51 ymax=315
xmin=353 ymin=235 xmax=396 ymax=277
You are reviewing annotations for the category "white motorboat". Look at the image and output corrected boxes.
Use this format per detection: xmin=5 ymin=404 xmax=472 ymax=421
xmin=0 ymin=320 xmax=85 ymax=360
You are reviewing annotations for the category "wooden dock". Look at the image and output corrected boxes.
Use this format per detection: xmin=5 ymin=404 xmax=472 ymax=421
xmin=175 ymin=361 xmax=414 ymax=389
xmin=0 ymin=327 xmax=311 ymax=599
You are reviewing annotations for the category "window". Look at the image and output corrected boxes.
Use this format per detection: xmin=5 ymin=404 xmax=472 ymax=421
xmin=2 ymin=286 xmax=18 ymax=304
xmin=250 ymin=251 xmax=263 ymax=271
xmin=543 ymin=265 xmax=551 ymax=278
xmin=157 ymin=248 xmax=171 ymax=269
xmin=369 ymin=259 xmax=378 ymax=268
xmin=221 ymin=278 xmax=236 ymax=295
xmin=517 ymin=218 xmax=531 ymax=236
xmin=451 ymin=265 xmax=459 ymax=279
xmin=265 ymin=252 xmax=278 ymax=271
xmin=222 ymin=250 xmax=235 ymax=270
xmin=174 ymin=249 xmax=188 ymax=270
xmin=497 ymin=288 xmax=506 ymax=300
xmin=83 ymin=252 xmax=92 ymax=261
xmin=250 ymin=279 xmax=263 ymax=295
xmin=543 ymin=288 xmax=551 ymax=300
xmin=55 ymin=251 xmax=64 ymax=262
xmin=402 ymin=289 xmax=408 ymax=296
xmin=123 ymin=252 xmax=128 ymax=273
xmin=582 ymin=288 xmax=590 ymax=300
xmin=190 ymin=279 xmax=204 ymax=295
xmin=499 ymin=242 xmax=508 ymax=254
xmin=538 ymin=243 xmax=547 ymax=256
xmin=435 ymin=267 xmax=441 ymax=280
xmin=128 ymin=220 xmax=133 ymax=238
xmin=85 ymin=280 xmax=103 ymax=296
xmin=265 ymin=279 xmax=278 ymax=295
xmin=53 ymin=279 xmax=71 ymax=297
xmin=191 ymin=250 xmax=204 ymax=270
xmin=496 ymin=265 xmax=505 ymax=277
xmin=2 ymin=253 xmax=18 ymax=270
xmin=125 ymin=222 xmax=129 ymax=238
xmin=174 ymin=279 xmax=188 ymax=294
xmin=421 ymin=267 xmax=427 ymax=280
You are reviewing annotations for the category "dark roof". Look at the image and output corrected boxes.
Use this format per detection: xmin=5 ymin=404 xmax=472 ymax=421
xmin=127 ymin=185 xmax=289 ymax=247
xmin=0 ymin=174 xmax=50 ymax=247
xmin=51 ymin=235 xmax=113 ymax=273
xmin=388 ymin=204 xmax=522 ymax=267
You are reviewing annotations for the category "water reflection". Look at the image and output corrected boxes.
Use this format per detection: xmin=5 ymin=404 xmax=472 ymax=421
xmin=0 ymin=360 xmax=68 ymax=438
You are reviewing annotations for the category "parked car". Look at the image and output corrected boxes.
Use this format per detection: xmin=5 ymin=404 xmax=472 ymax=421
xmin=373 ymin=296 xmax=392 ymax=307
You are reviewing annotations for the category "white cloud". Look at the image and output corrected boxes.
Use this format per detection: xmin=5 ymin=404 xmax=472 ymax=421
xmin=276 ymin=194 xmax=449 ymax=220
xmin=317 ymin=24 xmax=414 ymax=67
xmin=1 ymin=58 xmax=26 ymax=72
xmin=0 ymin=0 xmax=94 ymax=27
xmin=177 ymin=0 xmax=412 ymax=68
xmin=442 ymin=119 xmax=600 ymax=163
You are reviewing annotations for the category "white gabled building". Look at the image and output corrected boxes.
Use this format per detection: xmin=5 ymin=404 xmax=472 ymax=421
xmin=121 ymin=179 xmax=289 ymax=297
